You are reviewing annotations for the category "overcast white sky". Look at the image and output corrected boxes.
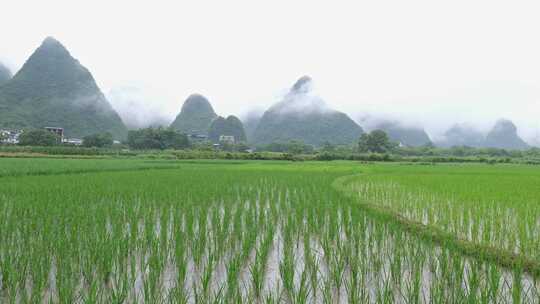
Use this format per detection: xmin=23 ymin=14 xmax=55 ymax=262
xmin=1 ymin=0 xmax=539 ymax=141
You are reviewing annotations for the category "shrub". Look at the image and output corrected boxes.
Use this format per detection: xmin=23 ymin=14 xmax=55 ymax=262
xmin=82 ymin=133 xmax=113 ymax=148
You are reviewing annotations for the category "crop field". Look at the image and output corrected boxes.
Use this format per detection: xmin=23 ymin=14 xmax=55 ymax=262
xmin=0 ymin=159 xmax=539 ymax=303
xmin=343 ymin=164 xmax=540 ymax=262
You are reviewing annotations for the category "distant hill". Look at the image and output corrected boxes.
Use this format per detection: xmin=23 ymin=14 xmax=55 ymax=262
xmin=208 ymin=115 xmax=247 ymax=143
xmin=0 ymin=37 xmax=127 ymax=139
xmin=437 ymin=123 xmax=486 ymax=148
xmin=485 ymin=119 xmax=529 ymax=150
xmin=170 ymin=94 xmax=217 ymax=135
xmin=251 ymin=76 xmax=363 ymax=146
xmin=436 ymin=120 xmax=529 ymax=150
xmin=0 ymin=63 xmax=13 ymax=86
xmin=373 ymin=120 xmax=431 ymax=147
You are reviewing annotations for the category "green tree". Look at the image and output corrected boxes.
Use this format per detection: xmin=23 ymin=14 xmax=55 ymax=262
xmin=208 ymin=115 xmax=247 ymax=143
xmin=18 ymin=129 xmax=59 ymax=146
xmin=288 ymin=140 xmax=308 ymax=154
xmin=82 ymin=132 xmax=113 ymax=148
xmin=127 ymin=127 xmax=190 ymax=150
xmin=191 ymin=141 xmax=214 ymax=151
xmin=358 ymin=130 xmax=395 ymax=153
xmin=259 ymin=141 xmax=314 ymax=154
xmin=219 ymin=140 xmax=234 ymax=152
xmin=321 ymin=141 xmax=336 ymax=152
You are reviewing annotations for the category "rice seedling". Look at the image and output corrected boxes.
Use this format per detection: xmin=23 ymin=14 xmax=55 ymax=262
xmin=0 ymin=159 xmax=538 ymax=302
xmin=341 ymin=164 xmax=540 ymax=271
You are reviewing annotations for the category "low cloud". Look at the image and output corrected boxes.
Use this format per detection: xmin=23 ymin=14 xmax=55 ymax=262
xmin=107 ymin=86 xmax=173 ymax=129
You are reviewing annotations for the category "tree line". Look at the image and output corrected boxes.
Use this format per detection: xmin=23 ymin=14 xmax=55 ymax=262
xmin=4 ymin=127 xmax=540 ymax=161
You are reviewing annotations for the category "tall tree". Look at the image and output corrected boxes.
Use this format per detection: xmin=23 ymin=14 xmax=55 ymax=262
xmin=18 ymin=129 xmax=59 ymax=146
xmin=127 ymin=127 xmax=190 ymax=150
xmin=358 ymin=130 xmax=395 ymax=153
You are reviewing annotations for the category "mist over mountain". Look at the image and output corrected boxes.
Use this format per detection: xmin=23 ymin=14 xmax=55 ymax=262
xmin=436 ymin=123 xmax=486 ymax=148
xmin=485 ymin=119 xmax=529 ymax=150
xmin=358 ymin=115 xmax=431 ymax=147
xmin=107 ymin=87 xmax=170 ymax=129
xmin=208 ymin=115 xmax=247 ymax=143
xmin=0 ymin=63 xmax=12 ymax=86
xmin=435 ymin=120 xmax=529 ymax=150
xmin=0 ymin=38 xmax=537 ymax=149
xmin=170 ymin=94 xmax=217 ymax=135
xmin=381 ymin=123 xmax=431 ymax=147
xmin=0 ymin=37 xmax=127 ymax=139
xmin=241 ymin=109 xmax=263 ymax=141
xmin=252 ymin=76 xmax=363 ymax=146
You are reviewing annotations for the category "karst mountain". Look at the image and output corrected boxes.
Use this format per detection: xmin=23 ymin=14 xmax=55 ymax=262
xmin=0 ymin=37 xmax=127 ymax=139
xmin=251 ymin=76 xmax=363 ymax=146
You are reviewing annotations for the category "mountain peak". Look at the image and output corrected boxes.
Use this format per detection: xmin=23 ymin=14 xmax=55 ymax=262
xmin=485 ymin=119 xmax=528 ymax=150
xmin=252 ymin=76 xmax=363 ymax=146
xmin=36 ymin=36 xmax=71 ymax=57
xmin=291 ymin=75 xmax=313 ymax=93
xmin=185 ymin=93 xmax=211 ymax=105
xmin=43 ymin=36 xmax=62 ymax=45
xmin=208 ymin=115 xmax=247 ymax=143
xmin=492 ymin=118 xmax=517 ymax=133
xmin=0 ymin=37 xmax=127 ymax=138
xmin=181 ymin=94 xmax=215 ymax=115
xmin=6 ymin=36 xmax=91 ymax=98
xmin=170 ymin=94 xmax=217 ymax=134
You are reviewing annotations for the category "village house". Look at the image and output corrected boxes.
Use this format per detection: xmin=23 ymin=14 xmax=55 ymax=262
xmin=0 ymin=129 xmax=23 ymax=144
xmin=219 ymin=135 xmax=235 ymax=144
xmin=44 ymin=127 xmax=64 ymax=142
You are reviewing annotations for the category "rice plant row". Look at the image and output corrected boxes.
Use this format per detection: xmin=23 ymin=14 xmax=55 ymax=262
xmin=0 ymin=160 xmax=538 ymax=302
xmin=346 ymin=164 xmax=540 ymax=262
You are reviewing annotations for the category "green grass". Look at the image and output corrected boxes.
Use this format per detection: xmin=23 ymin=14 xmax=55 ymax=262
xmin=0 ymin=159 xmax=538 ymax=302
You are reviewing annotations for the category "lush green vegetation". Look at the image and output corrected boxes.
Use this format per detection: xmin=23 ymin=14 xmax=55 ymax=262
xmin=252 ymin=108 xmax=363 ymax=147
xmin=358 ymin=129 xmax=396 ymax=153
xmin=208 ymin=115 xmax=247 ymax=143
xmin=256 ymin=140 xmax=316 ymax=154
xmin=82 ymin=132 xmax=113 ymax=148
xmin=0 ymin=158 xmax=180 ymax=177
xmin=127 ymin=128 xmax=190 ymax=150
xmin=340 ymin=163 xmax=540 ymax=272
xmin=18 ymin=129 xmax=60 ymax=146
xmin=251 ymin=77 xmax=363 ymax=146
xmin=0 ymin=159 xmax=539 ymax=302
xmin=169 ymin=94 xmax=217 ymax=135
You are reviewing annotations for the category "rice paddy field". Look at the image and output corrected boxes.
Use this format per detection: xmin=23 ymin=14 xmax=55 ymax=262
xmin=0 ymin=158 xmax=539 ymax=303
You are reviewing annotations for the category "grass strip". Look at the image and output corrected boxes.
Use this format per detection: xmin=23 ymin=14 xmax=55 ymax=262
xmin=0 ymin=165 xmax=182 ymax=179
